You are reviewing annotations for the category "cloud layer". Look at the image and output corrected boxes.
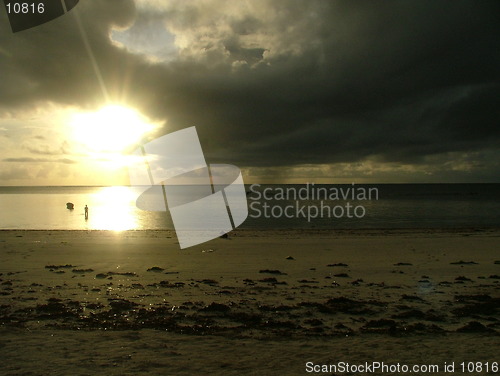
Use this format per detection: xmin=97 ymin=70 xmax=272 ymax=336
xmin=0 ymin=0 xmax=499 ymax=183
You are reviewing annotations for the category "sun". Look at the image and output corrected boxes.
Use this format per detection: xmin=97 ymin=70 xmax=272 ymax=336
xmin=70 ymin=105 xmax=157 ymax=153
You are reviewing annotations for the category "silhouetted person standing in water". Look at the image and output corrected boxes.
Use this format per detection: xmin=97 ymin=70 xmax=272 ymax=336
xmin=84 ymin=205 xmax=89 ymax=220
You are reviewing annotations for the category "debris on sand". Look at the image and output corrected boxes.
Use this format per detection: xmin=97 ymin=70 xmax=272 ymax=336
xmin=109 ymin=271 xmax=137 ymax=277
xmin=147 ymin=267 xmax=164 ymax=272
xmin=259 ymin=269 xmax=287 ymax=275
xmin=45 ymin=264 xmax=75 ymax=270
xmin=298 ymin=279 xmax=318 ymax=284
xmin=327 ymin=263 xmax=348 ymax=267
xmin=258 ymin=277 xmax=287 ymax=285
xmin=453 ymin=298 xmax=500 ymax=317
xmin=456 ymin=321 xmax=494 ymax=333
xmin=455 ymin=294 xmax=492 ymax=302
xmin=108 ymin=299 xmax=139 ymax=312
xmin=72 ymin=268 xmax=94 ymax=273
xmin=94 ymin=271 xmax=137 ymax=279
xmin=455 ymin=276 xmax=472 ymax=282
xmin=200 ymin=302 xmax=231 ymax=313
xmin=147 ymin=281 xmax=185 ymax=288
xmin=401 ymin=294 xmax=424 ymax=302
xmin=392 ymin=309 xmax=426 ymax=319
xmin=304 ymin=318 xmax=323 ymax=326
xmin=360 ymin=319 xmax=398 ymax=334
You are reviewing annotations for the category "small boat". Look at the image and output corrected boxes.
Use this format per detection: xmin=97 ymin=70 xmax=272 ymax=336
xmin=66 ymin=202 xmax=74 ymax=210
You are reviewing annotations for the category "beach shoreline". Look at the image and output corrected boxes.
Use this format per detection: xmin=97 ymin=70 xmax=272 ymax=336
xmin=1 ymin=228 xmax=499 ymax=375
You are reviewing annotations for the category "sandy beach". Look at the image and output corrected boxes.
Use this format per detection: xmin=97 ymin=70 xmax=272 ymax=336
xmin=1 ymin=228 xmax=499 ymax=375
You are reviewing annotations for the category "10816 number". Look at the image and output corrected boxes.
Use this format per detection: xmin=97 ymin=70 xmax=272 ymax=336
xmin=460 ymin=362 xmax=498 ymax=373
xmin=6 ymin=2 xmax=45 ymax=14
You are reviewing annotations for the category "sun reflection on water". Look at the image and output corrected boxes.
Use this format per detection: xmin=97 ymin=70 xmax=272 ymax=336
xmin=86 ymin=186 xmax=138 ymax=231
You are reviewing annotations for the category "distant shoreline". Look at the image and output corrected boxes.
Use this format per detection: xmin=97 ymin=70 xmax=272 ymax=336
xmin=0 ymin=183 xmax=499 ymax=187
xmin=1 ymin=227 xmax=499 ymax=235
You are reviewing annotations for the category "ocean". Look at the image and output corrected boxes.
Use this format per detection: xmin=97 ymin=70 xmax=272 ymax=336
xmin=0 ymin=184 xmax=498 ymax=231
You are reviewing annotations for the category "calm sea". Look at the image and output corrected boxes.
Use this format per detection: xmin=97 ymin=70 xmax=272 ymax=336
xmin=0 ymin=184 xmax=498 ymax=231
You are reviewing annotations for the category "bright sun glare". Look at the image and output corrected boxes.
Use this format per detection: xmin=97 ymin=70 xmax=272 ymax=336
xmin=70 ymin=105 xmax=156 ymax=153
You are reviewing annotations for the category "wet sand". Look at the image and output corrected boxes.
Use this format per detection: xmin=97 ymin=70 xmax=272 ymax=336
xmin=1 ymin=229 xmax=499 ymax=375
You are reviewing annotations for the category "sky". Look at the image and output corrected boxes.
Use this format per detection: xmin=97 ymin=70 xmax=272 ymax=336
xmin=0 ymin=0 xmax=499 ymax=185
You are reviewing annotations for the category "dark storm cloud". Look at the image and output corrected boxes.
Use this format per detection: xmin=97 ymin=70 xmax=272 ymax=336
xmin=133 ymin=0 xmax=500 ymax=177
xmin=0 ymin=0 xmax=137 ymax=108
xmin=0 ymin=0 xmax=499 ymax=181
